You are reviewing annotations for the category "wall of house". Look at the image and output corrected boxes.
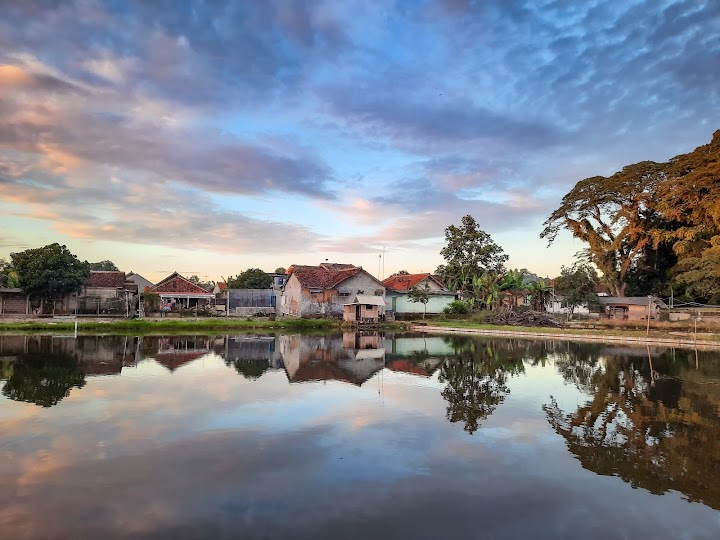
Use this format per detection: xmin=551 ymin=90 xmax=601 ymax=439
xmin=388 ymin=293 xmax=455 ymax=314
xmin=82 ymin=287 xmax=121 ymax=299
xmin=546 ymin=300 xmax=590 ymax=315
xmin=279 ymin=271 xmax=385 ymax=318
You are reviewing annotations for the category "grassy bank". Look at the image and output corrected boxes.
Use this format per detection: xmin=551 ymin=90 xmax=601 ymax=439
xmin=0 ymin=317 xmax=343 ymax=335
xmin=422 ymin=319 xmax=720 ymax=342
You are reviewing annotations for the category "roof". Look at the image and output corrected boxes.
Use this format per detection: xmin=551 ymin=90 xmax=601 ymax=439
xmin=289 ymin=264 xmax=361 ymax=289
xmin=599 ymin=297 xmax=669 ymax=308
xmin=346 ymin=294 xmax=385 ymax=306
xmin=150 ymin=272 xmax=215 ymax=296
xmin=126 ymin=272 xmax=155 ymax=290
xmin=382 ymin=273 xmax=447 ymax=292
xmin=86 ymin=271 xmax=127 ymax=289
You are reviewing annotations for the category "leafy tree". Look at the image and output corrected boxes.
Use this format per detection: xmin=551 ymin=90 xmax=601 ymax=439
xmin=471 ymin=271 xmax=501 ymax=310
xmin=527 ymin=278 xmax=551 ymax=311
xmin=226 ymin=268 xmax=272 ymax=289
xmin=2 ymin=351 xmax=86 ymax=407
xmin=672 ymin=243 xmax=720 ymax=302
xmin=440 ymin=215 xmax=508 ymax=297
xmin=408 ymin=282 xmax=431 ymax=319
xmin=541 ymin=162 xmax=660 ymax=297
xmin=553 ymin=262 xmax=601 ymax=316
xmin=499 ymin=269 xmax=527 ymax=310
xmin=89 ymin=260 xmax=119 ymax=271
xmin=11 ymin=244 xmax=90 ymax=311
xmin=274 ymin=267 xmax=287 ymax=274
xmin=0 ymin=258 xmax=20 ymax=288
xmin=396 ymin=270 xmax=410 ymax=275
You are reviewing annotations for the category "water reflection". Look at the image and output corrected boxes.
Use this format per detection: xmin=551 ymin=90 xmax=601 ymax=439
xmin=545 ymin=344 xmax=720 ymax=510
xmin=2 ymin=333 xmax=720 ymax=538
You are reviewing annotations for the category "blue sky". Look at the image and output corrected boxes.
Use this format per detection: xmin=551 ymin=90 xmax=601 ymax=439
xmin=1 ymin=0 xmax=718 ymax=282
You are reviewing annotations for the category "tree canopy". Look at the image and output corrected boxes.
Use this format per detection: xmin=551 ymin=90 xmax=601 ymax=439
xmin=439 ymin=215 xmax=508 ymax=295
xmin=226 ymin=268 xmax=272 ymax=289
xmin=0 ymin=258 xmax=20 ymax=288
xmin=542 ymin=130 xmax=720 ymax=301
xmin=553 ymin=262 xmax=600 ymax=314
xmin=11 ymin=243 xmax=90 ymax=301
xmin=89 ymin=260 xmax=119 ymax=271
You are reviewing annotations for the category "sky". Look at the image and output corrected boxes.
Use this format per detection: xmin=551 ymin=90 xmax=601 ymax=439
xmin=1 ymin=0 xmax=719 ymax=283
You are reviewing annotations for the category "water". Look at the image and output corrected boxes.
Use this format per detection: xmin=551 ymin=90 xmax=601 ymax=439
xmin=1 ymin=332 xmax=719 ymax=539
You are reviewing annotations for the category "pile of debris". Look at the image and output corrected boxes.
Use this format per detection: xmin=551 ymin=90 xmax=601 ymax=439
xmin=487 ymin=310 xmax=561 ymax=328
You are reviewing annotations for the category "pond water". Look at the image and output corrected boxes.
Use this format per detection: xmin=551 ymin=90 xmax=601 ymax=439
xmin=1 ymin=332 xmax=719 ymax=539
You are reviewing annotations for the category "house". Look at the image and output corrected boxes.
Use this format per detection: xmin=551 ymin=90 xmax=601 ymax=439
xmin=599 ymin=296 xmax=668 ymax=320
xmin=545 ymin=293 xmax=591 ymax=315
xmin=126 ymin=272 xmax=155 ymax=292
xmin=148 ymin=272 xmax=215 ymax=311
xmin=0 ymin=288 xmax=30 ymax=316
xmin=82 ymin=271 xmax=133 ymax=299
xmin=382 ymin=273 xmax=455 ymax=315
xmin=277 ymin=263 xmax=385 ymax=318
xmin=342 ymin=294 xmax=386 ymax=323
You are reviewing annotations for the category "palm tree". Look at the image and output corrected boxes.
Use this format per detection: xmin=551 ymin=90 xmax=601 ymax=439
xmin=527 ymin=278 xmax=551 ymax=311
xmin=499 ymin=269 xmax=527 ymax=310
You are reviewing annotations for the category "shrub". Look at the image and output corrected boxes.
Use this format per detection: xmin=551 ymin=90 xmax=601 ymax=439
xmin=444 ymin=300 xmax=470 ymax=315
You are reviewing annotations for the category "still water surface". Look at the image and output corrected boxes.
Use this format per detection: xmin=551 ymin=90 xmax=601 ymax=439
xmin=1 ymin=332 xmax=719 ymax=539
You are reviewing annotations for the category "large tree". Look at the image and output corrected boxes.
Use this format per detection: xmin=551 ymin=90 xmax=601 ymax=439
xmin=11 ymin=244 xmax=90 ymax=309
xmin=440 ymin=215 xmax=508 ymax=296
xmin=541 ymin=162 xmax=660 ymax=297
xmin=0 ymin=258 xmax=20 ymax=288
xmin=553 ymin=262 xmax=600 ymax=315
xmin=89 ymin=260 xmax=119 ymax=271
xmin=226 ymin=268 xmax=272 ymax=289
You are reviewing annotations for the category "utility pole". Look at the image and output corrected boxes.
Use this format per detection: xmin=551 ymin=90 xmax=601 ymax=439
xmin=646 ymin=295 xmax=652 ymax=336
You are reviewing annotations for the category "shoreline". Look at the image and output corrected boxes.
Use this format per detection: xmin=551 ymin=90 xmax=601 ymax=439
xmin=413 ymin=324 xmax=720 ymax=350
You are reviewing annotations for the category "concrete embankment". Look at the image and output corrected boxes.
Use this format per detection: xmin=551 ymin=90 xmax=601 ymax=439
xmin=413 ymin=325 xmax=720 ymax=350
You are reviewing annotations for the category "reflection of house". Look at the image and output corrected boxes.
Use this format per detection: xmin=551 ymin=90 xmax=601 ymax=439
xmin=278 ymin=334 xmax=385 ymax=385
xmin=386 ymin=358 xmax=443 ymax=377
xmin=152 ymin=337 xmax=212 ymax=371
xmin=599 ymin=297 xmax=668 ymax=320
xmin=382 ymin=273 xmax=455 ymax=315
xmin=149 ymin=272 xmax=215 ymax=310
xmin=278 ymin=263 xmax=385 ymax=318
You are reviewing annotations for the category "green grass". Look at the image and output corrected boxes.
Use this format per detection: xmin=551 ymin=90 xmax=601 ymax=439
xmin=0 ymin=317 xmax=342 ymax=335
xmin=0 ymin=317 xmax=408 ymax=336
xmin=423 ymin=320 xmax=720 ymax=342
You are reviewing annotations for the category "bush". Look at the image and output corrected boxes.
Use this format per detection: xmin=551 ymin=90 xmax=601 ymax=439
xmin=444 ymin=300 xmax=470 ymax=315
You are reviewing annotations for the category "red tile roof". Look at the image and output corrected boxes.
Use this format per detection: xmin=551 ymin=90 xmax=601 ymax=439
xmin=387 ymin=359 xmax=430 ymax=377
xmin=289 ymin=264 xmax=361 ymax=289
xmin=150 ymin=272 xmax=213 ymax=295
xmin=383 ymin=273 xmax=431 ymax=292
xmin=86 ymin=271 xmax=127 ymax=289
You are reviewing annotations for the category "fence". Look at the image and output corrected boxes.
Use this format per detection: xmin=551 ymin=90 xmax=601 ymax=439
xmin=75 ymin=297 xmax=131 ymax=317
xmin=228 ymin=289 xmax=275 ymax=309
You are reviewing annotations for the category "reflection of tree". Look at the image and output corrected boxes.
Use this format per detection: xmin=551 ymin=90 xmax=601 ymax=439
xmin=438 ymin=339 xmax=526 ymax=434
xmin=225 ymin=358 xmax=269 ymax=380
xmin=1 ymin=352 xmax=86 ymax=407
xmin=545 ymin=348 xmax=720 ymax=509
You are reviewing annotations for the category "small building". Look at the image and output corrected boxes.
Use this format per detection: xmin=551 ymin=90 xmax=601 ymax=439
xmin=148 ymin=272 xmax=215 ymax=311
xmin=277 ymin=263 xmax=385 ymax=318
xmin=545 ymin=293 xmax=591 ymax=315
xmin=599 ymin=296 xmax=668 ymax=320
xmin=82 ymin=271 xmax=131 ymax=299
xmin=382 ymin=273 xmax=455 ymax=315
xmin=0 ymin=288 xmax=30 ymax=316
xmin=342 ymin=294 xmax=385 ymax=323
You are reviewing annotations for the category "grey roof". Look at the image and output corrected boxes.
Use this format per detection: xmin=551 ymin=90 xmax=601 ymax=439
xmin=599 ymin=296 xmax=668 ymax=308
xmin=126 ymin=272 xmax=155 ymax=291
